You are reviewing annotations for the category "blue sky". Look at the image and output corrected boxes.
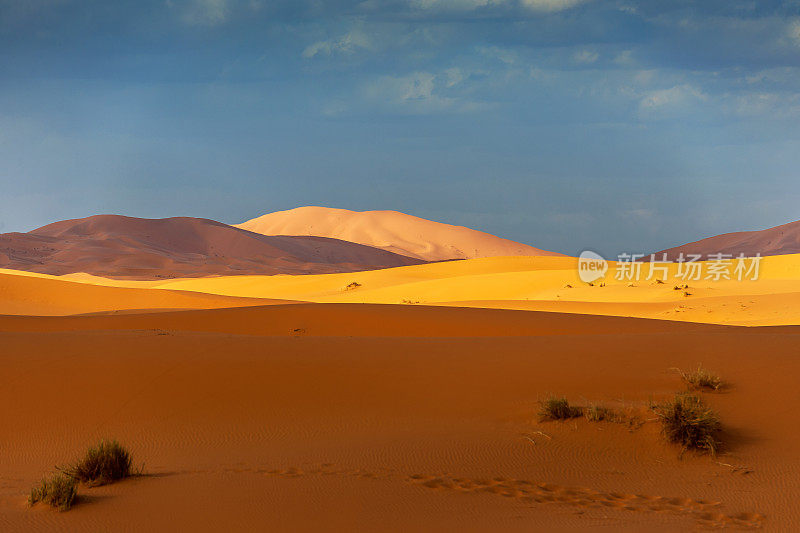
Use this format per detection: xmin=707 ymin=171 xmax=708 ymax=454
xmin=1 ymin=0 xmax=799 ymax=256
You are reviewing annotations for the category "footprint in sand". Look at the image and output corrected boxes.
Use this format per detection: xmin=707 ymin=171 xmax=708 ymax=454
xmin=406 ymin=474 xmax=765 ymax=529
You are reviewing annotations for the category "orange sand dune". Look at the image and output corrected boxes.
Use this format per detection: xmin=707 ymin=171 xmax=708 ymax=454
xmin=0 ymin=302 xmax=723 ymax=336
xmin=236 ymin=206 xmax=563 ymax=261
xmin=1 ymin=304 xmax=798 ymax=531
xmin=0 ymin=270 xmax=291 ymax=316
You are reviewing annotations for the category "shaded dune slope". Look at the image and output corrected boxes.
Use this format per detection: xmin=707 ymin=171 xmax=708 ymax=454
xmin=0 ymin=302 xmax=730 ymax=336
xmin=0 ymin=214 xmax=424 ymax=280
xmin=656 ymin=219 xmax=800 ymax=259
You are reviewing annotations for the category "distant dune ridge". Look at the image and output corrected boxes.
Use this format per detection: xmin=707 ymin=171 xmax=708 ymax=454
xmin=236 ymin=206 xmax=563 ymax=261
xmin=0 ymin=214 xmax=423 ymax=280
xmin=656 ymin=219 xmax=800 ymax=259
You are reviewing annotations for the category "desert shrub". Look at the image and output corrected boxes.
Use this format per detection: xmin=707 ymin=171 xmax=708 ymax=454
xmin=584 ymin=404 xmax=614 ymax=422
xmin=678 ymin=364 xmax=723 ymax=391
xmin=64 ymin=440 xmax=132 ymax=485
xmin=29 ymin=474 xmax=77 ymax=511
xmin=539 ymin=396 xmax=583 ymax=420
xmin=655 ymin=394 xmax=721 ymax=455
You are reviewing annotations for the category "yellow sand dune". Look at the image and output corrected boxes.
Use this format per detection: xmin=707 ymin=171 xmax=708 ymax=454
xmin=0 ymin=269 xmax=292 ymax=316
xmin=3 ymin=254 xmax=800 ymax=324
xmin=145 ymin=253 xmax=800 ymax=325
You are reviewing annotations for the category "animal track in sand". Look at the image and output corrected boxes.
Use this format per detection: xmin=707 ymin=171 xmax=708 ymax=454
xmin=406 ymin=474 xmax=765 ymax=529
xmin=208 ymin=463 xmax=394 ymax=481
xmin=176 ymin=464 xmax=765 ymax=529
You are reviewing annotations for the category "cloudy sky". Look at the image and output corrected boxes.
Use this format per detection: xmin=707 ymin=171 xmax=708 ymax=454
xmin=1 ymin=0 xmax=799 ymax=256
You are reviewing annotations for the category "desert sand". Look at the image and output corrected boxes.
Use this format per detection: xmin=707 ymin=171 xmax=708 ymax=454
xmin=4 ymin=253 xmax=800 ymax=324
xmin=0 ymin=214 xmax=422 ymax=279
xmin=237 ymin=206 xmax=563 ymax=261
xmin=2 ymin=248 xmax=800 ymax=530
xmin=134 ymin=254 xmax=800 ymax=326
xmin=0 ymin=269 xmax=287 ymax=316
xmin=1 ymin=303 xmax=796 ymax=531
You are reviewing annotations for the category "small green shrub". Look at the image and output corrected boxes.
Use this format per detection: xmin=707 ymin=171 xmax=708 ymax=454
xmin=655 ymin=394 xmax=721 ymax=455
xmin=64 ymin=440 xmax=133 ymax=486
xmin=539 ymin=396 xmax=583 ymax=420
xmin=29 ymin=474 xmax=77 ymax=512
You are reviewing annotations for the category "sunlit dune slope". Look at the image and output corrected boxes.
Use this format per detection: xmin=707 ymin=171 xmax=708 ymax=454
xmin=150 ymin=254 xmax=800 ymax=326
xmin=0 ymin=269 xmax=289 ymax=316
xmin=236 ymin=206 xmax=563 ymax=261
xmin=3 ymin=253 xmax=799 ymax=324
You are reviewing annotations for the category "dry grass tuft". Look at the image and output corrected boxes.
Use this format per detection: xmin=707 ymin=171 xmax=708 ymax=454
xmin=676 ymin=364 xmax=724 ymax=391
xmin=654 ymin=394 xmax=721 ymax=455
xmin=62 ymin=440 xmax=133 ymax=486
xmin=583 ymin=404 xmax=614 ymax=422
xmin=29 ymin=474 xmax=77 ymax=512
xmin=539 ymin=396 xmax=583 ymax=420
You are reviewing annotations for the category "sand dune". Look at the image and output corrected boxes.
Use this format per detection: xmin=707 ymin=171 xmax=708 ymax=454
xmin=236 ymin=206 xmax=563 ymax=261
xmin=656 ymin=219 xmax=800 ymax=259
xmin=1 ymin=304 xmax=797 ymax=531
xmin=0 ymin=269 xmax=289 ymax=316
xmin=149 ymin=254 xmax=800 ymax=326
xmin=0 ymin=214 xmax=423 ymax=280
xmin=4 ymin=251 xmax=800 ymax=324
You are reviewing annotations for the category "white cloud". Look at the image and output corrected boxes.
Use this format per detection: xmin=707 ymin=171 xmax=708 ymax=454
xmin=303 ymin=28 xmax=373 ymax=58
xmin=362 ymin=69 xmax=489 ymax=114
xmin=613 ymin=50 xmax=635 ymax=66
xmin=520 ymin=0 xmax=590 ymax=13
xmin=442 ymin=67 xmax=466 ymax=87
xmin=167 ymin=0 xmax=262 ymax=27
xmin=788 ymin=19 xmax=800 ymax=46
xmin=476 ymin=45 xmax=517 ymax=65
xmin=573 ymin=49 xmax=599 ymax=64
xmin=409 ymin=0 xmax=589 ymax=12
xmin=367 ymin=71 xmax=438 ymax=101
xmin=639 ymin=84 xmax=707 ymax=111
xmin=729 ymin=92 xmax=800 ymax=118
xmin=409 ymin=0 xmax=503 ymax=11
xmin=168 ymin=0 xmax=230 ymax=26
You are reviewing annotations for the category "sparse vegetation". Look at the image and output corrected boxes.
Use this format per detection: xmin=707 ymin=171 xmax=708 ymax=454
xmin=29 ymin=474 xmax=77 ymax=512
xmin=654 ymin=394 xmax=721 ymax=455
xmin=344 ymin=281 xmax=361 ymax=291
xmin=539 ymin=396 xmax=583 ymax=420
xmin=677 ymin=364 xmax=724 ymax=391
xmin=583 ymin=404 xmax=613 ymax=422
xmin=62 ymin=440 xmax=133 ymax=486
